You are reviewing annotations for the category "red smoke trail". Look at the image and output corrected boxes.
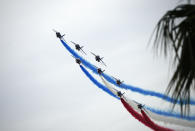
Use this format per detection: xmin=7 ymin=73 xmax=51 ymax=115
xmin=141 ymin=110 xmax=174 ymax=131
xmin=121 ymin=98 xmax=152 ymax=130
xmin=121 ymin=98 xmax=175 ymax=131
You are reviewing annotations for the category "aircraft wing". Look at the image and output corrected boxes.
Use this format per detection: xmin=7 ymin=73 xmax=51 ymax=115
xmin=100 ymin=59 xmax=107 ymax=66
xmin=112 ymin=76 xmax=118 ymax=81
xmin=52 ymin=29 xmax=57 ymax=32
xmin=90 ymin=52 xmax=96 ymax=56
xmin=133 ymin=100 xmax=141 ymax=105
xmin=133 ymin=100 xmax=148 ymax=113
xmin=81 ymin=48 xmax=87 ymax=55
xmin=71 ymin=41 xmax=77 ymax=45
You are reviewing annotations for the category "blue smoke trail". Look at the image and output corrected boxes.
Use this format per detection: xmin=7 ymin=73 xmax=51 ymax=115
xmin=145 ymin=106 xmax=195 ymax=121
xmin=59 ymin=39 xmax=195 ymax=105
xmin=80 ymin=65 xmax=120 ymax=100
xmin=102 ymin=73 xmax=189 ymax=104
xmin=60 ymin=39 xmax=97 ymax=73
xmin=80 ymin=65 xmax=195 ymax=121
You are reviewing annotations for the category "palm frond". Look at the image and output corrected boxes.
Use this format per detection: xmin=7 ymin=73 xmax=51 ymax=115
xmin=152 ymin=4 xmax=195 ymax=116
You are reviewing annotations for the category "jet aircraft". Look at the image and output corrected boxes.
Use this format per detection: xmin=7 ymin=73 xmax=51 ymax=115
xmin=91 ymin=52 xmax=106 ymax=66
xmin=138 ymin=104 xmax=144 ymax=109
xmin=53 ymin=29 xmax=65 ymax=39
xmin=94 ymin=65 xmax=105 ymax=74
xmin=71 ymin=41 xmax=86 ymax=55
xmin=112 ymin=76 xmax=124 ymax=86
xmin=117 ymin=91 xmax=125 ymax=98
xmin=71 ymin=55 xmax=81 ymax=65
xmin=133 ymin=101 xmax=148 ymax=113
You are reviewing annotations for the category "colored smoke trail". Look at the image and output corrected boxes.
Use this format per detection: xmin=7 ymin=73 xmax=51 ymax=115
xmin=102 ymin=73 xmax=195 ymax=105
xmin=141 ymin=110 xmax=174 ymax=131
xmin=144 ymin=109 xmax=195 ymax=128
xmin=120 ymin=98 xmax=150 ymax=129
xmin=145 ymin=106 xmax=195 ymax=123
xmin=80 ymin=65 xmax=119 ymax=99
xmin=59 ymin=39 xmax=195 ymax=105
xmin=121 ymin=98 xmax=175 ymax=131
xmin=100 ymin=76 xmax=118 ymax=97
xmin=101 ymin=75 xmax=195 ymax=123
xmin=124 ymin=96 xmax=195 ymax=126
xmin=121 ymin=98 xmax=174 ymax=131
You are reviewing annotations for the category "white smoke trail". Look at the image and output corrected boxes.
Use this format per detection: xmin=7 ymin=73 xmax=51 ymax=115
xmin=100 ymin=76 xmax=195 ymax=128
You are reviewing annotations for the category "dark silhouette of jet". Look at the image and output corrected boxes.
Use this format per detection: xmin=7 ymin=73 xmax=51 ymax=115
xmin=71 ymin=41 xmax=86 ymax=55
xmin=71 ymin=56 xmax=81 ymax=65
xmin=94 ymin=66 xmax=105 ymax=74
xmin=53 ymin=29 xmax=65 ymax=39
xmin=117 ymin=91 xmax=125 ymax=98
xmin=97 ymin=68 xmax=105 ymax=74
xmin=90 ymin=52 xmax=106 ymax=66
xmin=133 ymin=101 xmax=148 ymax=113
xmin=138 ymin=104 xmax=144 ymax=109
xmin=75 ymin=58 xmax=81 ymax=65
xmin=112 ymin=76 xmax=124 ymax=86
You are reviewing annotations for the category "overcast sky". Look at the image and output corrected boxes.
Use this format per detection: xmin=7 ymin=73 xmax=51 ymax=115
xmin=1 ymin=0 xmax=195 ymax=131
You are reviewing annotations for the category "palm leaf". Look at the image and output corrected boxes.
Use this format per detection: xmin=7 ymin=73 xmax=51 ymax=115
xmin=152 ymin=4 xmax=195 ymax=116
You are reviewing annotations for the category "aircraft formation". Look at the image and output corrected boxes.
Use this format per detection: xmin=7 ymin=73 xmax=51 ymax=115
xmin=53 ymin=30 xmax=125 ymax=87
xmin=53 ymin=30 xmax=145 ymax=118
xmin=53 ymin=30 xmax=195 ymax=130
xmin=53 ymin=30 xmax=106 ymax=65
